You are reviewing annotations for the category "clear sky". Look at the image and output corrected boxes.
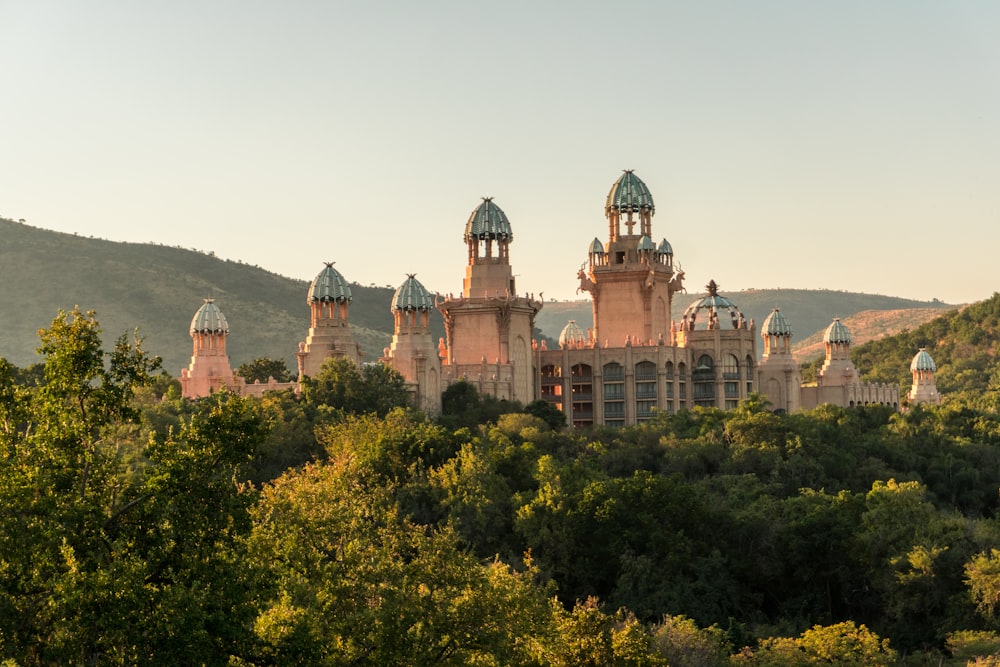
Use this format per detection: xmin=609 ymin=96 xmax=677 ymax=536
xmin=2 ymin=1 xmax=997 ymax=305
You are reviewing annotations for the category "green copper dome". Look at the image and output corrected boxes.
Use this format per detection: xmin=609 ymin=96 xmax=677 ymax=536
xmin=637 ymin=235 xmax=655 ymax=252
xmin=590 ymin=237 xmax=605 ymax=254
xmin=190 ymin=299 xmax=229 ymax=334
xmin=682 ymin=280 xmax=744 ymax=329
xmin=465 ymin=197 xmax=513 ymax=241
xmin=558 ymin=320 xmax=587 ymax=348
xmin=761 ymin=308 xmax=792 ymax=336
xmin=605 ymin=170 xmax=655 ymax=218
xmin=911 ymin=348 xmax=937 ymax=372
xmin=657 ymin=238 xmax=673 ymax=256
xmin=308 ymin=262 xmax=352 ymax=304
xmin=823 ymin=319 xmax=852 ymax=344
xmin=392 ymin=274 xmax=434 ymax=312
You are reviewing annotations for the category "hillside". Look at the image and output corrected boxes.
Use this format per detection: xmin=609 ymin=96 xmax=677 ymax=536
xmin=848 ymin=294 xmax=1000 ymax=400
xmin=0 ymin=218 xmax=955 ymax=375
xmin=0 ymin=218 xmax=444 ymax=374
xmin=535 ymin=288 xmax=954 ymax=353
xmin=792 ymin=307 xmax=952 ymax=362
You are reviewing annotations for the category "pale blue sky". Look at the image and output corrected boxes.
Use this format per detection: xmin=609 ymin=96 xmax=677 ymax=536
xmin=2 ymin=1 xmax=997 ymax=305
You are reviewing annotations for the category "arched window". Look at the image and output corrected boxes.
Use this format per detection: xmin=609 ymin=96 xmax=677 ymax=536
xmin=540 ymin=364 xmax=562 ymax=407
xmin=723 ymin=354 xmax=740 ymax=408
xmin=635 ymin=361 xmax=657 ymax=422
xmin=677 ymin=361 xmax=687 ymax=401
xmin=693 ymin=355 xmax=715 ymax=407
xmin=570 ymin=364 xmax=594 ymax=428
xmin=603 ymin=362 xmax=625 ymax=426
xmin=745 ymin=354 xmax=755 ymax=396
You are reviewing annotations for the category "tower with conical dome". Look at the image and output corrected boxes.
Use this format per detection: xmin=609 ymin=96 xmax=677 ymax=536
xmin=800 ymin=318 xmax=899 ymax=408
xmin=382 ymin=274 xmax=442 ymax=415
xmin=818 ymin=319 xmax=857 ymax=387
xmin=437 ymin=198 xmax=542 ymax=403
xmin=584 ymin=171 xmax=683 ymax=347
xmin=909 ymin=348 xmax=941 ymax=406
xmin=757 ymin=308 xmax=801 ymax=412
xmin=180 ymin=299 xmax=236 ymax=398
xmin=296 ymin=262 xmax=362 ymax=380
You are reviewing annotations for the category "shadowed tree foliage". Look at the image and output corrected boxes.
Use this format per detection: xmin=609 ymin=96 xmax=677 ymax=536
xmin=237 ymin=357 xmax=293 ymax=383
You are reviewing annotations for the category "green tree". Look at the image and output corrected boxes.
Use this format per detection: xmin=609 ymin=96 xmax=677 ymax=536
xmin=731 ymin=621 xmax=896 ymax=666
xmin=525 ymin=399 xmax=567 ymax=430
xmin=249 ymin=460 xmax=551 ymax=665
xmin=532 ymin=597 xmax=667 ymax=666
xmin=303 ymin=357 xmax=410 ymax=418
xmin=0 ymin=310 xmax=271 ymax=665
xmin=237 ymin=356 xmax=293 ymax=383
xmin=650 ymin=614 xmax=730 ymax=667
xmin=966 ymin=549 xmax=1000 ymax=624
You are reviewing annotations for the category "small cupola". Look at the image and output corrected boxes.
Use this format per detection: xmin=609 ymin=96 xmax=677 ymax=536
xmin=558 ymin=320 xmax=588 ymax=349
xmin=190 ymin=299 xmax=229 ymax=335
xmin=308 ymin=262 xmax=352 ymax=304
xmin=681 ymin=280 xmax=747 ymax=331
xmin=605 ymin=169 xmax=655 ymax=240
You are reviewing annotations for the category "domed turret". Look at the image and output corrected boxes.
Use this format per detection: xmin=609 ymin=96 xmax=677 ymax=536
xmin=637 ymin=235 xmax=655 ymax=252
xmin=392 ymin=274 xmax=434 ymax=312
xmin=190 ymin=299 xmax=229 ymax=334
xmin=558 ymin=320 xmax=588 ymax=349
xmin=758 ymin=307 xmax=800 ymax=411
xmin=605 ymin=170 xmax=655 ymax=241
xmin=181 ymin=299 xmax=235 ymax=399
xmin=681 ymin=280 xmax=747 ymax=330
xmin=823 ymin=319 xmax=852 ymax=344
xmin=761 ymin=308 xmax=792 ymax=337
xmin=909 ymin=348 xmax=941 ymax=406
xmin=657 ymin=238 xmax=673 ymax=257
xmin=465 ymin=197 xmax=512 ymax=242
xmin=911 ymin=348 xmax=937 ymax=372
xmin=605 ymin=170 xmax=655 ymax=218
xmin=590 ymin=237 xmax=605 ymax=255
xmin=308 ymin=262 xmax=352 ymax=304
xmin=463 ymin=197 xmax=514 ymax=270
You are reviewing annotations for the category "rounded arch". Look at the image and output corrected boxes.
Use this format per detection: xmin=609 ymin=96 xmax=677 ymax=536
xmin=723 ymin=354 xmax=739 ymax=377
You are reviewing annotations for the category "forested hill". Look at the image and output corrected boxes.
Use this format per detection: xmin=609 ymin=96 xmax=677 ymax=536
xmin=850 ymin=293 xmax=1000 ymax=402
xmin=0 ymin=218 xmax=442 ymax=373
xmin=0 ymin=217 xmax=954 ymax=374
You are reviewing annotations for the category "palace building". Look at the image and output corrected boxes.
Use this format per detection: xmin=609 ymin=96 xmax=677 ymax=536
xmin=181 ymin=170 xmax=919 ymax=421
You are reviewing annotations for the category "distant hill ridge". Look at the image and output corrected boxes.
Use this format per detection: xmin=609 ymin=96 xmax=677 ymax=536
xmin=0 ymin=218 xmax=954 ymax=375
xmin=535 ymin=290 xmax=954 ymax=358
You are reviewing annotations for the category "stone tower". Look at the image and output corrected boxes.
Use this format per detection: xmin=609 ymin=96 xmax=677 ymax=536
xmin=437 ymin=198 xmax=542 ymax=403
xmin=818 ymin=319 xmax=857 ymax=387
xmin=908 ymin=348 xmax=941 ymax=406
xmin=296 ymin=262 xmax=361 ymax=380
xmin=757 ymin=308 xmax=801 ymax=412
xmin=582 ymin=170 xmax=683 ymax=347
xmin=180 ymin=299 xmax=236 ymax=398
xmin=383 ymin=274 xmax=442 ymax=415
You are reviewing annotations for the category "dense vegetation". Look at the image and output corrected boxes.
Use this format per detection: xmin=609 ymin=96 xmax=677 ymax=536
xmin=3 ymin=297 xmax=1000 ymax=665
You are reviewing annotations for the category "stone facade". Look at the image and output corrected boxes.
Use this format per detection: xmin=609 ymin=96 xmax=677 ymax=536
xmin=179 ymin=299 xmax=298 ymax=399
xmin=180 ymin=169 xmax=929 ymax=420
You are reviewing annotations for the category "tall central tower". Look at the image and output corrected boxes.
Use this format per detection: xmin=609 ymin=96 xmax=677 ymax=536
xmin=438 ymin=197 xmax=542 ymax=403
xmin=585 ymin=170 xmax=682 ymax=346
